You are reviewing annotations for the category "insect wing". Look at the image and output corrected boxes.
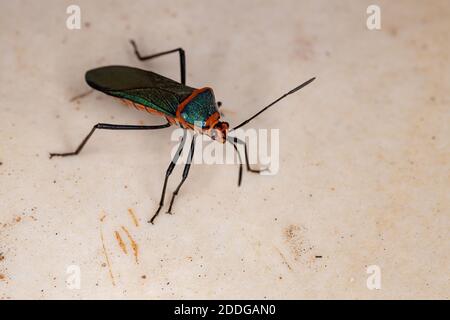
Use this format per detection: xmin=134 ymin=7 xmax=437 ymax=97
xmin=85 ymin=65 xmax=196 ymax=116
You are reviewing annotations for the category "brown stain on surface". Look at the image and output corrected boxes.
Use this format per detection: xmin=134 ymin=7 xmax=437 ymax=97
xmin=100 ymin=229 xmax=116 ymax=286
xmin=284 ymin=225 xmax=310 ymax=260
xmin=275 ymin=247 xmax=293 ymax=271
xmin=99 ymin=213 xmax=115 ymax=286
xmin=293 ymin=33 xmax=315 ymax=61
xmin=121 ymin=226 xmax=139 ymax=264
xmin=128 ymin=208 xmax=139 ymax=227
xmin=69 ymin=89 xmax=93 ymax=102
xmin=2 ymin=213 xmax=33 ymax=229
xmin=285 ymin=225 xmax=300 ymax=241
xmin=114 ymin=231 xmax=127 ymax=255
xmin=283 ymin=225 xmax=323 ymax=271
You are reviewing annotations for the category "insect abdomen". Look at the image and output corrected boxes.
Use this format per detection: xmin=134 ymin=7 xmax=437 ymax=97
xmin=120 ymin=98 xmax=166 ymax=117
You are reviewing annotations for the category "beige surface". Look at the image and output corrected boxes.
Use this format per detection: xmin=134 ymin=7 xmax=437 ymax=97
xmin=0 ymin=0 xmax=449 ymax=299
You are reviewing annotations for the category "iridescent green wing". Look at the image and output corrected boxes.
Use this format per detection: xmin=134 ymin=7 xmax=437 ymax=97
xmin=85 ymin=65 xmax=195 ymax=116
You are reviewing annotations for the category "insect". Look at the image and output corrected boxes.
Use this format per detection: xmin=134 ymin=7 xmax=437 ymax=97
xmin=50 ymin=40 xmax=315 ymax=224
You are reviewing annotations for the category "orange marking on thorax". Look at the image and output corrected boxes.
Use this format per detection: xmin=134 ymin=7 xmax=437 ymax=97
xmin=175 ymin=88 xmax=210 ymax=129
xmin=175 ymin=88 xmax=222 ymax=133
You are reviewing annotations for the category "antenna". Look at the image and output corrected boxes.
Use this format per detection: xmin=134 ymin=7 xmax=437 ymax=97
xmin=232 ymin=77 xmax=316 ymax=130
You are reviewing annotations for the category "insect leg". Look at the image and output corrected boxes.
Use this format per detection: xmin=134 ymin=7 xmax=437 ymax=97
xmin=49 ymin=122 xmax=171 ymax=159
xmin=129 ymin=40 xmax=186 ymax=85
xmin=149 ymin=129 xmax=188 ymax=224
xmin=229 ymin=137 xmax=269 ymax=173
xmin=166 ymin=134 xmax=196 ymax=215
xmin=236 ymin=138 xmax=268 ymax=173
xmin=227 ymin=140 xmax=243 ymax=187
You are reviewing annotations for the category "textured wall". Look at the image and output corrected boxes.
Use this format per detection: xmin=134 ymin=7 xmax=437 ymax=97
xmin=0 ymin=0 xmax=449 ymax=299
